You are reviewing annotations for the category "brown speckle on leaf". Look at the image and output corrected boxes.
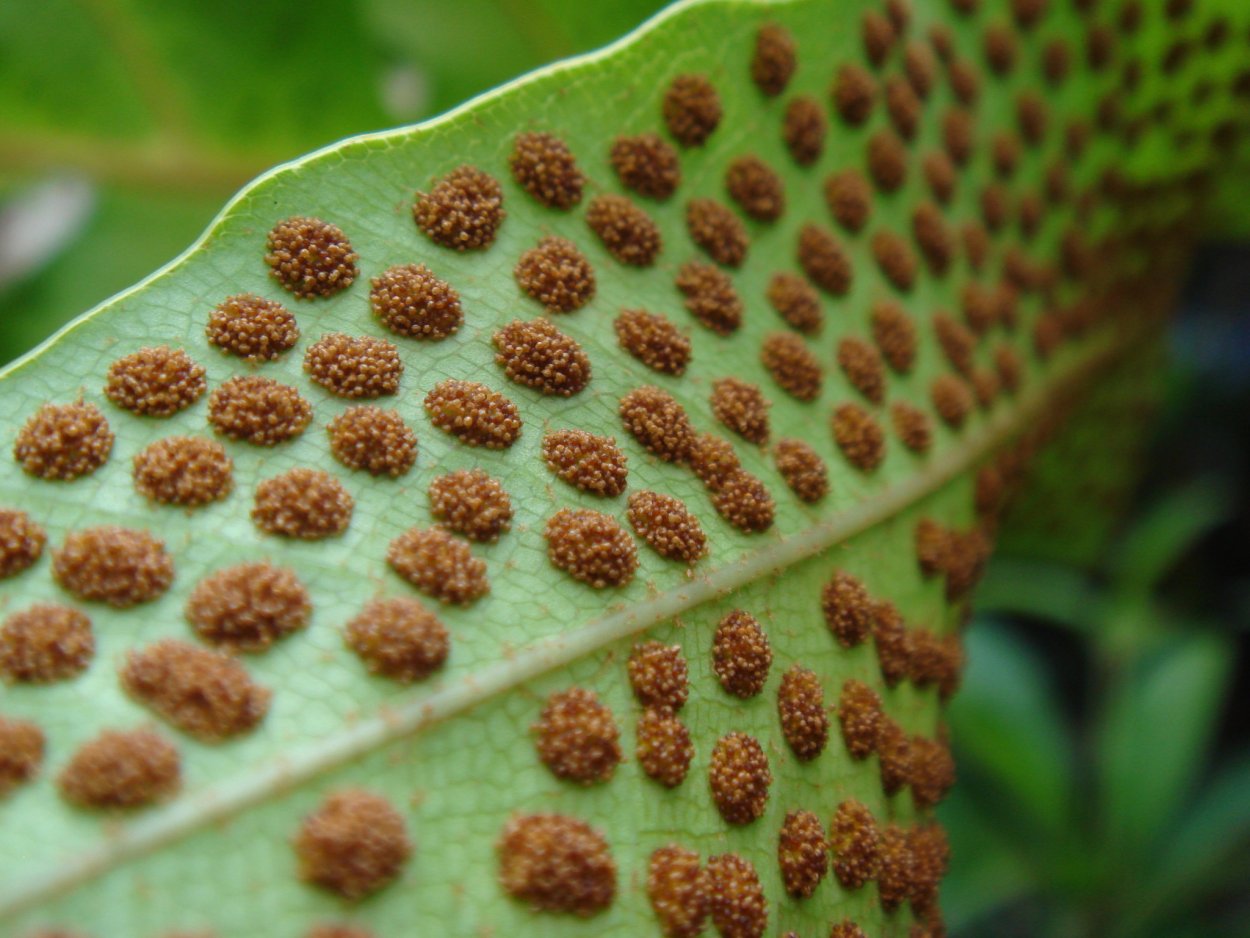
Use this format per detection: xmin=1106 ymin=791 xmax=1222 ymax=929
xmin=414 ymin=165 xmax=504 ymax=250
xmin=265 ymin=216 xmax=358 ymax=299
xmin=295 ymin=790 xmax=411 ymax=900
xmin=14 ymin=401 xmax=113 ymax=480
xmin=387 ymin=527 xmax=488 ymax=605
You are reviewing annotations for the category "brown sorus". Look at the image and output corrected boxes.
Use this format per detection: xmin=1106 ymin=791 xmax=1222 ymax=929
xmin=832 ymin=63 xmax=878 ymax=125
xmin=886 ymin=75 xmax=921 ymax=139
xmin=544 ymin=508 xmax=638 ymax=588
xmin=387 ymin=527 xmax=488 ymax=605
xmin=1018 ymin=191 xmax=1044 ymax=240
xmin=663 ymin=74 xmax=722 ymax=146
xmin=0 ymin=716 xmax=43 ymax=797
xmin=53 ymin=526 xmax=172 ymax=607
xmin=534 ymin=686 xmax=621 ymax=784
xmin=984 ymin=22 xmax=1017 ymax=75
xmin=497 ymin=813 xmax=616 ymax=916
xmin=751 ymin=22 xmax=796 ymax=95
xmin=327 ymin=406 xmax=417 ymax=478
xmin=57 ymin=728 xmax=180 ymax=809
xmin=761 ymin=332 xmax=822 ymax=401
xmin=913 ymin=202 xmax=955 ymax=275
xmin=509 ymin=131 xmax=584 ymax=209
xmin=427 ymin=468 xmax=512 ymax=542
xmin=0 ymin=603 xmax=93 ymax=684
xmin=892 ymin=401 xmax=933 ymax=453
xmin=105 ymin=346 xmax=207 ymax=417
xmin=777 ymin=809 xmax=829 ymax=898
xmin=295 ymin=790 xmax=411 ymax=900
xmin=868 ymin=130 xmax=908 ymax=193
xmin=872 ymin=229 xmax=918 ymax=291
xmin=627 ymin=490 xmax=708 ymax=564
xmin=838 ymin=679 xmax=882 ymax=759
xmin=305 ymin=926 xmax=374 ymax=938
xmin=943 ymin=107 xmax=976 ymax=166
xmin=185 ymin=561 xmax=310 ymax=652
xmin=863 ymin=9 xmax=896 ymax=66
xmin=711 ymin=378 xmax=770 ymax=445
xmin=619 ymin=386 xmax=695 ymax=462
xmin=914 ymin=518 xmax=951 ymax=577
xmin=709 ymin=732 xmax=771 ymax=825
xmin=931 ymin=374 xmax=974 ymax=428
xmin=766 ymin=272 xmax=822 ymax=334
xmin=207 ymin=376 xmax=311 ymax=446
xmin=935 ymin=312 xmax=976 ymax=372
xmin=265 ymin=216 xmax=358 ymax=299
xmin=877 ymin=824 xmax=915 ymax=910
xmin=797 ymin=224 xmax=852 ymax=296
xmin=628 ymin=641 xmax=689 ymax=710
xmin=686 ymin=198 xmax=749 ymax=268
xmin=609 ymin=133 xmax=681 ymax=200
xmin=121 ymin=639 xmax=270 ymax=741
xmin=1017 ymin=91 xmax=1049 ymax=146
xmin=824 ymin=169 xmax=872 ymax=233
xmin=0 ymin=508 xmax=45 ymax=579
xmin=303 ymin=333 xmax=401 ymax=399
xmin=706 ymin=853 xmax=768 ymax=938
xmin=910 ymin=734 xmax=956 ymax=809
xmin=773 ymin=438 xmax=828 ymax=502
xmin=830 ymin=923 xmax=869 ymax=938
xmin=876 ymin=715 xmax=912 ymax=795
xmin=514 ymin=236 xmax=596 ymax=313
xmin=992 ymin=131 xmax=1021 ymax=179
xmin=778 ymin=665 xmax=829 ymax=761
xmin=981 ymin=183 xmax=1010 ymax=232
xmin=910 ymin=822 xmax=951 ymax=915
xmin=962 ymin=221 xmax=989 ymax=271
xmin=711 ymin=469 xmax=776 ymax=533
xmin=370 ymin=264 xmax=462 ymax=340
xmin=636 ymin=706 xmax=695 ymax=787
xmin=614 ymin=309 xmax=692 ymax=375
xmin=830 ymin=799 xmax=881 ymax=889
xmin=647 ymin=844 xmax=709 ymax=938
xmin=725 ymin=155 xmax=785 ymax=222
xmin=345 ymin=596 xmax=450 ymax=684
xmin=961 ymin=282 xmax=996 ymax=334
xmin=832 ymin=403 xmax=885 ymax=471
xmin=424 ymin=379 xmax=522 ymax=448
xmin=923 ymin=150 xmax=957 ymax=204
xmin=586 ymin=193 xmax=662 ymax=266
xmin=837 ymin=336 xmax=886 ymax=404
xmin=492 ymin=318 xmax=591 ymax=397
xmin=995 ymin=343 xmax=1023 ymax=393
xmin=252 ymin=468 xmax=353 ymax=540
xmin=822 ymin=570 xmax=873 ymax=647
xmin=688 ymin=432 xmax=741 ymax=490
xmin=133 ymin=436 xmax=232 ymax=507
xmin=906 ymin=38 xmax=938 ymax=96
xmin=206 ymin=295 xmax=298 ymax=361
xmin=872 ymin=299 xmax=917 ymax=373
xmin=414 ymin=165 xmax=504 ymax=251
xmin=14 ymin=401 xmax=113 ymax=481
xmin=675 ymin=261 xmax=743 ymax=335
xmin=543 ymin=429 xmax=628 ymax=497
xmin=782 ymin=96 xmax=827 ymax=165
xmin=713 ymin=609 xmax=772 ymax=698
xmin=873 ymin=600 xmax=911 ymax=687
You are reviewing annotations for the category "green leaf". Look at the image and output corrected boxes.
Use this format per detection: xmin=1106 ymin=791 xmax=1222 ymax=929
xmin=2 ymin=0 xmax=1249 ymax=935
xmin=1111 ymin=479 xmax=1231 ymax=595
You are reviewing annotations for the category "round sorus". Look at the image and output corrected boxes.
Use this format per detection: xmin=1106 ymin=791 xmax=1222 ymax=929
xmin=132 ymin=436 xmax=232 ymax=507
xmin=205 ymin=295 xmax=298 ymax=361
xmin=424 ymin=379 xmax=522 ymax=448
xmin=13 ymin=401 xmax=113 ymax=480
xmin=542 ymin=429 xmax=628 ymax=497
xmin=712 ymin=609 xmax=772 ymax=698
xmin=492 ymin=319 xmax=591 ymax=397
xmin=387 ymin=527 xmax=488 ymax=605
xmin=251 ymin=467 xmax=353 ymax=540
xmin=0 ymin=603 xmax=93 ymax=684
xmin=544 ymin=508 xmax=638 ymax=588
xmin=53 ymin=526 xmax=173 ymax=607
xmin=413 ymin=165 xmax=505 ymax=250
xmin=509 ymin=131 xmax=584 ymax=209
xmin=627 ymin=490 xmax=708 ymax=564
xmin=497 ymin=813 xmax=616 ymax=916
xmin=708 ymin=732 xmax=771 ymax=825
xmin=294 ymin=790 xmax=411 ymax=900
xmin=514 ymin=236 xmax=596 ymax=313
xmin=207 ymin=376 xmax=311 ymax=446
xmin=369 ymin=264 xmax=462 ymax=340
xmin=185 ymin=561 xmax=310 ymax=653
xmin=264 ymin=216 xmax=358 ymax=299
xmin=327 ymin=406 xmax=417 ymax=478
xmin=0 ymin=508 xmax=46 ymax=579
xmin=427 ymin=468 xmax=512 ymax=542
xmin=344 ymin=597 xmax=450 ymax=684
xmin=105 ymin=346 xmax=207 ymax=416
xmin=57 ymin=728 xmax=180 ymax=809
xmin=533 ymin=686 xmax=621 ymax=785
xmin=614 ymin=308 xmax=692 ymax=375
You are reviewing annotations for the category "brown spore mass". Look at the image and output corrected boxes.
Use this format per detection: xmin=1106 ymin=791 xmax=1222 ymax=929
xmin=327 ymin=406 xmax=417 ymax=478
xmin=831 ymin=799 xmax=881 ymax=889
xmin=305 ymin=926 xmax=374 ymax=938
xmin=948 ymin=57 xmax=980 ymax=106
xmin=637 ymin=706 xmax=695 ymax=788
xmin=832 ymin=403 xmax=885 ymax=471
xmin=943 ymin=107 xmax=976 ymax=166
xmin=873 ymin=601 xmax=910 ymax=687
xmin=868 ymin=130 xmax=908 ymax=193
xmin=206 ymin=295 xmax=298 ymax=361
xmin=830 ymin=923 xmax=869 ymax=938
xmin=825 ymin=169 xmax=873 ymax=234
xmin=121 ymin=639 xmax=270 ymax=741
xmin=837 ymin=336 xmax=886 ymax=404
xmin=369 ymin=264 xmax=462 ymax=340
xmin=647 ymin=844 xmax=709 ymax=938
xmin=303 ymin=333 xmax=401 ymax=399
xmin=1 ymin=603 xmax=93 ymax=684
xmin=627 ymin=490 xmax=708 ymax=564
xmin=774 ymin=437 xmax=828 ymax=503
xmin=913 ymin=202 xmax=955 ymax=275
xmin=252 ymin=468 xmax=353 ymax=540
xmin=822 ymin=570 xmax=873 ymax=647
xmin=689 ymin=432 xmax=741 ymax=490
xmin=424 ymin=379 xmax=522 ymax=449
xmin=892 ymin=401 xmax=933 ymax=453
xmin=586 ymin=193 xmax=662 ymax=266
xmin=778 ymin=665 xmax=830 ymax=761
xmin=711 ymin=469 xmax=776 ymax=533
xmin=413 ymin=165 xmax=504 ymax=251
xmin=766 ymin=272 xmax=823 ymax=334
xmin=628 ymin=641 xmax=689 ymax=710
xmin=838 ymin=679 xmax=882 ymax=759
xmin=614 ymin=308 xmax=692 ymax=375
xmin=935 ymin=312 xmax=976 ymax=372
xmin=906 ymin=38 xmax=939 ymax=96
xmin=14 ymin=401 xmax=113 ymax=481
xmin=534 ymin=686 xmax=621 ymax=784
xmin=427 ymin=468 xmax=512 ymax=542
xmin=675 ymin=260 xmax=743 ymax=335
xmin=1 ymin=509 xmax=45 ymax=579
xmin=543 ymin=429 xmax=629 ymax=497
xmin=872 ymin=299 xmax=917 ymax=373
xmin=208 ymin=376 xmax=312 ymax=449
xmin=877 ymin=824 xmax=915 ymax=910
xmin=910 ymin=734 xmax=957 ymax=809
xmin=984 ymin=22 xmax=1017 ymax=75
xmin=833 ymin=63 xmax=878 ymax=125
xmin=105 ymin=346 xmax=207 ymax=417
xmin=931 ymin=374 xmax=974 ymax=428
xmin=492 ymin=318 xmax=591 ymax=397
xmin=265 ymin=216 xmax=358 ymax=299
xmin=711 ymin=378 xmax=771 ymax=445
xmin=876 ymin=716 xmax=912 ymax=796
xmin=295 ymin=789 xmax=411 ymax=900
xmin=544 ymin=508 xmax=638 ymax=589
xmin=619 ymin=386 xmax=695 ymax=462
xmin=498 ymin=813 xmax=616 ymax=916
xmin=663 ymin=73 xmax=722 ymax=146
xmin=514 ymin=236 xmax=596 ymax=313
xmin=782 ymin=96 xmax=828 ymax=166
xmin=57 ymin=728 xmax=180 ymax=809
xmin=713 ymin=609 xmax=772 ymax=698
xmin=686 ymin=198 xmax=749 ymax=268
xmin=923 ymin=150 xmax=957 ymax=204
xmin=509 ymin=131 xmax=584 ymax=209
xmin=387 ymin=527 xmax=488 ymax=605
xmin=798 ymin=224 xmax=852 ymax=296
xmin=752 ymin=23 xmax=796 ymax=95
xmin=863 ymin=8 xmax=897 ymax=66
xmin=886 ymin=75 xmax=922 ymax=139
xmin=0 ymin=717 xmax=44 ymax=797
xmin=345 ymin=597 xmax=449 ymax=684
xmin=609 ymin=133 xmax=681 ymax=200
xmin=778 ymin=809 xmax=829 ymax=898
xmin=185 ymin=561 xmax=310 ymax=652
xmin=709 ymin=732 xmax=771 ymax=825
xmin=706 ymin=853 xmax=768 ymax=938
xmin=761 ymin=332 xmax=823 ymax=401
xmin=725 ymin=155 xmax=785 ymax=222
xmin=133 ymin=436 xmax=232 ymax=507
xmin=53 ymin=526 xmax=172 ymax=607
xmin=872 ymin=229 xmax=918 ymax=291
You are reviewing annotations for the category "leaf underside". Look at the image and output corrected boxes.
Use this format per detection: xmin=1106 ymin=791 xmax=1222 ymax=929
xmin=1 ymin=0 xmax=1248 ymax=936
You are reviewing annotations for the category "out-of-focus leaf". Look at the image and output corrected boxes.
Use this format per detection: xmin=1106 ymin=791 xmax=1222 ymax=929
xmin=1110 ymin=479 xmax=1231 ymax=594
xmin=974 ymin=557 xmax=1101 ymax=632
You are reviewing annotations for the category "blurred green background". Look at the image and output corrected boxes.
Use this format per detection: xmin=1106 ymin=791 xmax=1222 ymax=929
xmin=2 ymin=1 xmax=1247 ymax=935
